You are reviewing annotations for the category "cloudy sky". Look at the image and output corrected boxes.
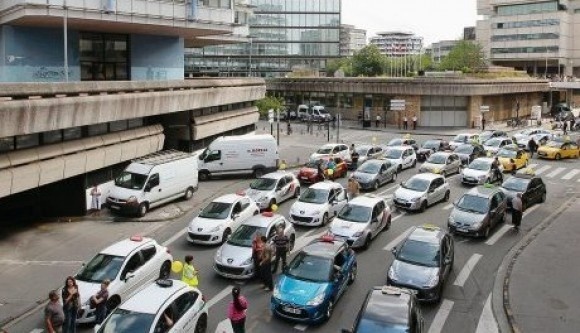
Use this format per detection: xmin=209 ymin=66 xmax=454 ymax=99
xmin=342 ymin=0 xmax=478 ymax=47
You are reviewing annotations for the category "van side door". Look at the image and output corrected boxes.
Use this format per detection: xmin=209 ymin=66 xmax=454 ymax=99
xmin=145 ymin=173 xmax=163 ymax=203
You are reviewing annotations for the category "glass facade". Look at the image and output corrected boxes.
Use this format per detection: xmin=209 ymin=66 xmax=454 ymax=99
xmin=496 ymin=1 xmax=558 ymax=16
xmin=185 ymin=0 xmax=341 ymax=77
xmin=491 ymin=46 xmax=559 ymax=54
xmin=80 ymin=33 xmax=129 ymax=81
xmin=495 ymin=19 xmax=559 ymax=29
xmin=491 ymin=33 xmax=559 ymax=42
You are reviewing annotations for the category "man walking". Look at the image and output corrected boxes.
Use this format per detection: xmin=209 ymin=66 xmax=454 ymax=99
xmin=375 ymin=114 xmax=381 ymax=127
xmin=272 ymin=226 xmax=289 ymax=273
xmin=403 ymin=115 xmax=408 ymax=130
xmin=45 ymin=290 xmax=64 ymax=333
xmin=528 ymin=138 xmax=537 ymax=158
xmin=412 ymin=115 xmax=418 ymax=130
xmin=347 ymin=178 xmax=360 ymax=201
xmin=511 ymin=193 xmax=523 ymax=231
xmin=259 ymin=236 xmax=273 ymax=291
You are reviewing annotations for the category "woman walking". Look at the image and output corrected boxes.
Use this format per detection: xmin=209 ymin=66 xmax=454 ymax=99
xmin=62 ymin=276 xmax=80 ymax=333
xmin=227 ymin=286 xmax=248 ymax=333
xmin=259 ymin=235 xmax=274 ymax=291
xmin=181 ymin=255 xmax=199 ymax=288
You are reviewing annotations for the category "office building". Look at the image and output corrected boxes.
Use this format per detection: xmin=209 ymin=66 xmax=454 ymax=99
xmin=464 ymin=26 xmax=476 ymax=41
xmin=340 ymin=24 xmax=367 ymax=56
xmin=369 ymin=31 xmax=423 ymax=57
xmin=429 ymin=40 xmax=460 ymax=63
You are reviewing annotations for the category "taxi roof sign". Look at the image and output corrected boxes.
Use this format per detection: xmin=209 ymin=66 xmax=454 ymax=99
xmin=130 ymin=235 xmax=143 ymax=242
xmin=381 ymin=286 xmax=402 ymax=295
xmin=421 ymin=224 xmax=439 ymax=231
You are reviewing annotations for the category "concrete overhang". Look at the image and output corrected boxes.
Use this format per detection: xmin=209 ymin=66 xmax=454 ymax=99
xmin=550 ymin=82 xmax=580 ymax=90
xmin=186 ymin=34 xmax=250 ymax=48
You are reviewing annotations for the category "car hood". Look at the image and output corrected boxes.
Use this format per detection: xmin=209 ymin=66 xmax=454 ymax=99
xmin=421 ymin=162 xmax=444 ymax=172
xmin=76 ymin=279 xmax=104 ymax=305
xmin=390 ymin=260 xmax=438 ymax=288
xmin=108 ymin=186 xmax=142 ymax=201
xmin=298 ymin=167 xmax=317 ymax=176
xmin=310 ymin=153 xmax=330 ymax=160
xmin=384 ymin=157 xmax=402 ymax=165
xmin=291 ymin=201 xmax=326 ymax=215
xmin=462 ymin=168 xmax=489 ymax=178
xmin=217 ymin=244 xmax=252 ymax=266
xmin=276 ymin=275 xmax=329 ymax=306
xmin=188 ymin=216 xmax=226 ymax=232
xmin=484 ymin=146 xmax=500 ymax=153
xmin=330 ymin=218 xmax=367 ymax=237
xmin=245 ymin=188 xmax=272 ymax=200
xmin=351 ymin=171 xmax=377 ymax=183
xmin=394 ymin=187 xmax=424 ymax=201
xmin=449 ymin=208 xmax=485 ymax=226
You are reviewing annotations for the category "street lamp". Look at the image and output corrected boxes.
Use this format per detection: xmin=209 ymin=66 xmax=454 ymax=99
xmin=248 ymin=37 xmax=253 ymax=77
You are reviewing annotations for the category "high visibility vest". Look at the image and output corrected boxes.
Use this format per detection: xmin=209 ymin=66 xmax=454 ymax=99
xmin=182 ymin=263 xmax=198 ymax=287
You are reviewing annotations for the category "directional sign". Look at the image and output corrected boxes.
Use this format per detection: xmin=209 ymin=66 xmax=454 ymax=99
xmin=390 ymin=99 xmax=406 ymax=111
xmin=480 ymin=105 xmax=490 ymax=113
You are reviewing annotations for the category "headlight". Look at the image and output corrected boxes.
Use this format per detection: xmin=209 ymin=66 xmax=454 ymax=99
xmin=353 ymin=231 xmax=363 ymax=238
xmin=411 ymin=197 xmax=421 ymax=203
xmin=478 ymin=174 xmax=487 ymax=180
xmin=306 ymin=292 xmax=326 ymax=306
xmin=433 ymin=168 xmax=441 ymax=174
xmin=127 ymin=196 xmax=137 ymax=203
xmin=312 ymin=210 xmax=321 ymax=215
xmin=258 ymin=196 xmax=268 ymax=202
xmin=448 ymin=216 xmax=455 ymax=225
xmin=215 ymin=248 xmax=223 ymax=262
xmin=424 ymin=274 xmax=440 ymax=288
xmin=241 ymin=257 xmax=253 ymax=265
xmin=209 ymin=225 xmax=222 ymax=233
xmin=272 ymin=288 xmax=281 ymax=299
xmin=472 ymin=221 xmax=483 ymax=230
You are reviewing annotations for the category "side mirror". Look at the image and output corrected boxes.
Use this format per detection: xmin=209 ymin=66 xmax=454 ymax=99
xmin=124 ymin=272 xmax=135 ymax=282
xmin=331 ymin=199 xmax=338 ymax=205
xmin=144 ymin=184 xmax=151 ymax=193
xmin=232 ymin=214 xmax=240 ymax=220
xmin=444 ymin=257 xmax=452 ymax=265
xmin=391 ymin=247 xmax=397 ymax=255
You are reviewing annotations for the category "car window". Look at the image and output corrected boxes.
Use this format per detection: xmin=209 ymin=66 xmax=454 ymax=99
xmin=328 ymin=189 xmax=336 ymax=202
xmin=277 ymin=177 xmax=287 ymax=189
xmin=332 ymin=146 xmax=339 ymax=154
xmin=285 ymin=175 xmax=294 ymax=184
xmin=240 ymin=198 xmax=250 ymax=210
xmin=121 ymin=252 xmax=143 ymax=279
xmin=232 ymin=202 xmax=242 ymax=216
xmin=490 ymin=195 xmax=499 ymax=210
xmin=173 ymin=291 xmax=199 ymax=321
xmin=148 ymin=173 xmax=160 ymax=188
xmin=140 ymin=246 xmax=157 ymax=263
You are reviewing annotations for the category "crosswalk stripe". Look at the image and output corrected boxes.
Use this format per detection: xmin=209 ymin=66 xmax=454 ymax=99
xmin=475 ymin=294 xmax=499 ymax=333
xmin=29 ymin=329 xmax=44 ymax=333
xmin=453 ymin=253 xmax=483 ymax=287
xmin=535 ymin=165 xmax=551 ymax=175
xmin=546 ymin=167 xmax=566 ymax=178
xmin=442 ymin=204 xmax=453 ymax=210
xmin=383 ymin=226 xmax=413 ymax=251
xmin=485 ymin=225 xmax=511 ymax=246
xmin=428 ymin=299 xmax=454 ymax=333
xmin=561 ymin=169 xmax=579 ymax=180
xmin=527 ymin=163 xmax=538 ymax=169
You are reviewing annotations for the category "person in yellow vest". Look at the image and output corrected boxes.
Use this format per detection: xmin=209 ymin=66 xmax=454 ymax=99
xmin=181 ymin=255 xmax=199 ymax=288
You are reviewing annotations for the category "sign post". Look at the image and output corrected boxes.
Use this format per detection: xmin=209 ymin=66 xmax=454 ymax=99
xmin=268 ymin=109 xmax=274 ymax=136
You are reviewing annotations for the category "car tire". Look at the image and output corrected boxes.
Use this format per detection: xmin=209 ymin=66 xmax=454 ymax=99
xmin=348 ymin=263 xmax=357 ymax=285
xmin=373 ymin=181 xmax=379 ymax=191
xmin=555 ymin=153 xmax=561 ymax=160
xmin=199 ymin=171 xmax=210 ymax=181
xmin=364 ymin=235 xmax=371 ymax=250
xmin=194 ymin=314 xmax=208 ymax=333
xmin=412 ymin=160 xmax=417 ymax=168
xmin=383 ymin=216 xmax=392 ymax=231
xmin=442 ymin=170 xmax=447 ymax=178
xmin=443 ymin=191 xmax=450 ymax=202
xmin=107 ymin=295 xmax=121 ymax=312
xmin=159 ymin=260 xmax=171 ymax=279
xmin=138 ymin=203 xmax=148 ymax=217
xmin=221 ymin=228 xmax=232 ymax=244
xmin=540 ymin=192 xmax=547 ymax=203
xmin=293 ymin=186 xmax=300 ymax=198
xmin=184 ymin=187 xmax=194 ymax=200
xmin=419 ymin=201 xmax=427 ymax=213
xmin=325 ymin=300 xmax=334 ymax=321
xmin=322 ymin=213 xmax=329 ymax=226
xmin=397 ymin=165 xmax=402 ymax=173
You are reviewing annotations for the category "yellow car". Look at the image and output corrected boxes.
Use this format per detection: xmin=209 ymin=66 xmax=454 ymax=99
xmin=537 ymin=141 xmax=580 ymax=160
xmin=497 ymin=147 xmax=529 ymax=171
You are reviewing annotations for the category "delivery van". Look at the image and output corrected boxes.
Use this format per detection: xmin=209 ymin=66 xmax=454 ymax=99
xmin=198 ymin=134 xmax=279 ymax=180
xmin=106 ymin=150 xmax=198 ymax=217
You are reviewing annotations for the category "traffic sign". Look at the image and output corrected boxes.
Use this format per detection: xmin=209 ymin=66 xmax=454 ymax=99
xmin=480 ymin=105 xmax=490 ymax=113
xmin=268 ymin=109 xmax=274 ymax=123
xmin=390 ymin=99 xmax=406 ymax=111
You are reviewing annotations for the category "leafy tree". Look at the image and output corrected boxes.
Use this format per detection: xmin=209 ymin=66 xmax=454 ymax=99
xmin=439 ymin=41 xmax=486 ymax=72
xmin=326 ymin=57 xmax=353 ymax=76
xmin=352 ymin=45 xmax=384 ymax=77
xmin=255 ymin=96 xmax=284 ymax=118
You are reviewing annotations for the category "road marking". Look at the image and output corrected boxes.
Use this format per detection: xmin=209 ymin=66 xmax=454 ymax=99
xmin=475 ymin=294 xmax=499 ymax=333
xmin=377 ymin=186 xmax=397 ymax=196
xmin=527 ymin=163 xmax=538 ymax=169
xmin=0 ymin=260 xmax=83 ymax=266
xmin=453 ymin=253 xmax=482 ymax=287
xmin=290 ymin=229 xmax=326 ymax=255
xmin=546 ymin=167 xmax=566 ymax=178
xmin=28 ymin=330 xmax=44 ymax=333
xmin=535 ymin=165 xmax=551 ymax=175
xmin=485 ymin=225 xmax=511 ymax=246
xmin=428 ymin=299 xmax=454 ymax=333
xmin=523 ymin=204 xmax=540 ymax=217
xmin=162 ymin=227 xmax=188 ymax=246
xmin=442 ymin=204 xmax=453 ymax=210
xmin=206 ymin=285 xmax=234 ymax=309
xmin=383 ymin=226 xmax=412 ymax=251
xmin=215 ymin=319 xmax=233 ymax=333
xmin=561 ymin=169 xmax=579 ymax=180
xmin=294 ymin=324 xmax=308 ymax=331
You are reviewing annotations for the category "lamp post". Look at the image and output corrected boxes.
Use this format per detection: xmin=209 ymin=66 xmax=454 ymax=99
xmin=248 ymin=37 xmax=253 ymax=77
xmin=63 ymin=0 xmax=69 ymax=82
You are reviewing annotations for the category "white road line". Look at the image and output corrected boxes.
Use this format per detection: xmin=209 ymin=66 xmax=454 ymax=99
xmin=535 ymin=165 xmax=551 ymax=175
xmin=215 ymin=319 xmax=234 ymax=333
xmin=294 ymin=324 xmax=308 ymax=331
xmin=442 ymin=204 xmax=453 ymax=210
xmin=527 ymin=163 xmax=538 ymax=169
xmin=383 ymin=226 xmax=412 ymax=251
xmin=0 ymin=260 xmax=83 ymax=266
xmin=485 ymin=225 xmax=511 ymax=246
xmin=428 ymin=299 xmax=454 ymax=333
xmin=475 ymin=294 xmax=499 ymax=333
xmin=28 ymin=330 xmax=44 ymax=333
xmin=290 ymin=230 xmax=326 ymax=255
xmin=162 ymin=227 xmax=188 ymax=247
xmin=206 ymin=285 xmax=234 ymax=309
xmin=523 ymin=204 xmax=540 ymax=217
xmin=377 ymin=186 xmax=397 ymax=196
xmin=546 ymin=167 xmax=566 ymax=178
xmin=561 ymin=169 xmax=580 ymax=180
xmin=453 ymin=253 xmax=483 ymax=287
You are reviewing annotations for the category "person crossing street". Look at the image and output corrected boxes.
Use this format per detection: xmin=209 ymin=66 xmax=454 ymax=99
xmin=528 ymin=137 xmax=538 ymax=158
xmin=272 ymin=226 xmax=290 ymax=273
xmin=511 ymin=193 xmax=523 ymax=231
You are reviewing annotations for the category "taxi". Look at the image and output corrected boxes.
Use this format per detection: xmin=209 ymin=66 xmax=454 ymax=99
xmin=500 ymin=169 xmax=547 ymax=211
xmin=245 ymin=171 xmax=301 ymax=210
xmin=298 ymin=157 xmax=348 ymax=184
xmin=496 ymin=145 xmax=529 ymax=172
xmin=537 ymin=140 xmax=580 ymax=160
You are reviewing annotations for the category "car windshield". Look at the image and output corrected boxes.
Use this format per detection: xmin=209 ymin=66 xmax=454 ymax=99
xmin=427 ymin=154 xmax=447 ymax=164
xmin=502 ymin=177 xmax=529 ymax=192
xmin=480 ymin=132 xmax=493 ymax=141
xmin=468 ymin=159 xmax=491 ymax=171
xmin=250 ymin=178 xmax=276 ymax=190
xmin=387 ymin=139 xmax=403 ymax=146
xmin=316 ymin=146 xmax=333 ymax=154
xmin=519 ymin=129 xmax=534 ymax=136
xmin=337 ymin=204 xmax=371 ymax=223
xmin=452 ymin=134 xmax=468 ymax=143
xmin=456 ymin=194 xmax=489 ymax=214
xmin=397 ymin=239 xmax=440 ymax=267
xmin=497 ymin=149 xmax=517 ymax=158
xmin=401 ymin=178 xmax=429 ymax=192
xmin=485 ymin=138 xmax=502 ymax=147
xmin=286 ymin=252 xmax=333 ymax=282
xmin=455 ymin=145 xmax=474 ymax=154
xmin=356 ymin=147 xmax=370 ymax=155
xmin=422 ymin=140 xmax=440 ymax=149
xmin=227 ymin=225 xmax=267 ymax=247
xmin=358 ymin=162 xmax=381 ymax=174
xmin=384 ymin=149 xmax=403 ymax=159
xmin=97 ymin=308 xmax=155 ymax=333
xmin=546 ymin=141 xmax=562 ymax=148
xmin=319 ymin=109 xmax=329 ymax=114
xmin=299 ymin=188 xmax=329 ymax=204
xmin=76 ymin=254 xmax=124 ymax=283
xmin=114 ymin=171 xmax=148 ymax=190
xmin=199 ymin=202 xmax=232 ymax=219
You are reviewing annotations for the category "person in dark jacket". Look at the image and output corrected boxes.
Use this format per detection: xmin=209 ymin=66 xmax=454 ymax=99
xmin=272 ymin=226 xmax=289 ymax=273
xmin=527 ymin=138 xmax=537 ymax=158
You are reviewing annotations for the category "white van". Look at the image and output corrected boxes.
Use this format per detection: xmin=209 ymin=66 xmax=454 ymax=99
xmin=198 ymin=134 xmax=279 ymax=180
xmin=297 ymin=104 xmax=309 ymax=121
xmin=107 ymin=150 xmax=198 ymax=217
xmin=308 ymin=105 xmax=331 ymax=122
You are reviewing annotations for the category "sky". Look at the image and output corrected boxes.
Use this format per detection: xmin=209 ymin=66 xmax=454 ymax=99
xmin=342 ymin=0 xmax=478 ymax=47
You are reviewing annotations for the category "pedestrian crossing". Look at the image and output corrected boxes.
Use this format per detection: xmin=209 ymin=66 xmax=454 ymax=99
xmin=526 ymin=163 xmax=580 ymax=181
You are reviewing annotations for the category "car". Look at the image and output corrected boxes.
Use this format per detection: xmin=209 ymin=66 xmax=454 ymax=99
xmin=554 ymin=110 xmax=575 ymax=122
xmin=483 ymin=137 xmax=514 ymax=155
xmin=310 ymin=143 xmax=350 ymax=161
xmin=513 ymin=128 xmax=552 ymax=148
xmin=537 ymin=140 xmax=580 ymax=160
xmin=416 ymin=139 xmax=450 ymax=162
xmin=271 ymin=236 xmax=357 ymax=323
xmin=245 ymin=171 xmax=301 ymax=210
xmin=341 ymin=286 xmax=424 ymax=333
xmin=387 ymin=224 xmax=454 ymax=302
xmin=214 ymin=212 xmax=295 ymax=279
xmin=454 ymin=142 xmax=486 ymax=165
xmin=308 ymin=105 xmax=332 ymax=122
xmin=447 ymin=185 xmax=507 ymax=238
xmin=297 ymin=157 xmax=348 ymax=184
xmin=329 ymin=194 xmax=391 ymax=249
xmin=392 ymin=174 xmax=450 ymax=212
xmin=496 ymin=146 xmax=529 ymax=172
xmin=289 ymin=181 xmax=348 ymax=226
xmin=449 ymin=133 xmax=480 ymax=150
xmin=418 ymin=152 xmax=462 ymax=177
xmin=478 ymin=130 xmax=508 ymax=144
xmin=387 ymin=138 xmax=419 ymax=151
xmin=351 ymin=144 xmax=384 ymax=166
xmin=461 ymin=157 xmax=503 ymax=186
xmin=74 ymin=236 xmax=173 ymax=323
xmin=297 ymin=104 xmax=309 ymax=120
xmin=383 ymin=146 xmax=417 ymax=172
xmin=187 ymin=193 xmax=259 ymax=245
xmin=94 ymin=279 xmax=207 ymax=333
xmin=500 ymin=171 xmax=547 ymax=210
xmin=351 ymin=159 xmax=398 ymax=191
xmin=550 ymin=102 xmax=570 ymax=118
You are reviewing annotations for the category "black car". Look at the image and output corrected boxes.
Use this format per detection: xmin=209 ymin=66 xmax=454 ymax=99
xmin=387 ymin=225 xmax=454 ymax=302
xmin=550 ymin=103 xmax=571 ymax=118
xmin=416 ymin=139 xmax=450 ymax=162
xmin=500 ymin=172 xmax=547 ymax=210
xmin=453 ymin=143 xmax=486 ymax=165
xmin=342 ymin=286 xmax=424 ymax=333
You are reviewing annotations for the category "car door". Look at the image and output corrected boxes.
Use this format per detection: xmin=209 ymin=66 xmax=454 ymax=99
xmin=275 ymin=177 xmax=288 ymax=202
xmin=488 ymin=194 xmax=501 ymax=227
xmin=171 ymin=291 xmax=201 ymax=332
xmin=450 ymin=154 xmax=461 ymax=173
xmin=145 ymin=173 xmax=163 ymax=204
xmin=331 ymin=186 xmax=348 ymax=216
xmin=370 ymin=203 xmax=383 ymax=237
xmin=404 ymin=149 xmax=414 ymax=168
xmin=441 ymin=236 xmax=453 ymax=280
xmin=333 ymin=249 xmax=349 ymax=298
xmin=139 ymin=245 xmax=161 ymax=283
xmin=119 ymin=251 xmax=145 ymax=297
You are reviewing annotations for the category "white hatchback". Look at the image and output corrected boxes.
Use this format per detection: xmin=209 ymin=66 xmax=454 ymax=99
xmin=245 ymin=172 xmax=300 ymax=210
xmin=187 ymin=194 xmax=259 ymax=245
xmin=289 ymin=181 xmax=348 ymax=227
xmin=392 ymin=173 xmax=450 ymax=212
xmin=383 ymin=146 xmax=417 ymax=172
xmin=310 ymin=143 xmax=350 ymax=161
xmin=449 ymin=133 xmax=480 ymax=150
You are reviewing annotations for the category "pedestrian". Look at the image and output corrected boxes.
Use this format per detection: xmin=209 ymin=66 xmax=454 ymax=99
xmin=528 ymin=138 xmax=537 ymax=158
xmin=347 ymin=178 xmax=360 ymax=201
xmin=482 ymin=117 xmax=486 ymax=130
xmin=317 ymin=159 xmax=326 ymax=181
xmin=45 ymin=290 xmax=65 ymax=333
xmin=286 ymin=119 xmax=292 ymax=135
xmin=90 ymin=184 xmax=101 ymax=215
xmin=375 ymin=114 xmax=381 ymax=127
xmin=571 ymin=117 xmax=576 ymax=131
xmin=412 ymin=115 xmax=418 ymax=130
xmin=511 ymin=193 xmax=523 ymax=231
xmin=91 ymin=279 xmax=109 ymax=325
xmin=61 ymin=276 xmax=80 ymax=333
xmin=492 ymin=156 xmax=502 ymax=182
xmin=350 ymin=148 xmax=360 ymax=171
xmin=227 ymin=286 xmax=248 ymax=333
xmin=272 ymin=226 xmax=289 ymax=273
xmin=350 ymin=143 xmax=355 ymax=153
xmin=403 ymin=115 xmax=408 ymax=130
xmin=181 ymin=255 xmax=199 ymax=288
xmin=251 ymin=232 xmax=264 ymax=278
xmin=562 ymin=120 xmax=568 ymax=135
xmin=259 ymin=235 xmax=274 ymax=291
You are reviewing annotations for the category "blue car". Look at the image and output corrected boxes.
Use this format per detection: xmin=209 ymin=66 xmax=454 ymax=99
xmin=271 ymin=236 xmax=357 ymax=323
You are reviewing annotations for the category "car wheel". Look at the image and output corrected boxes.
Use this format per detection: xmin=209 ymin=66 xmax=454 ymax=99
xmin=412 ymin=159 xmax=417 ymax=168
xmin=322 ymin=213 xmax=329 ymax=226
xmin=484 ymin=225 xmax=491 ymax=238
xmin=138 ymin=203 xmax=148 ymax=217
xmin=373 ymin=181 xmax=379 ymax=191
xmin=253 ymin=168 xmax=265 ymax=178
xmin=221 ymin=228 xmax=232 ymax=244
xmin=293 ymin=186 xmax=300 ymax=198
xmin=419 ymin=201 xmax=427 ymax=213
xmin=442 ymin=170 xmax=447 ymax=178
xmin=383 ymin=216 xmax=392 ymax=231
xmin=194 ymin=314 xmax=208 ymax=333
xmin=198 ymin=170 xmax=210 ymax=181
xmin=107 ymin=295 xmax=121 ymax=312
xmin=397 ymin=165 xmax=402 ymax=173
xmin=443 ymin=191 xmax=450 ymax=202
xmin=159 ymin=260 xmax=171 ymax=279
xmin=364 ymin=235 xmax=372 ymax=250
xmin=392 ymin=172 xmax=398 ymax=183
xmin=183 ymin=187 xmax=194 ymax=200
xmin=555 ymin=153 xmax=561 ymax=160
xmin=348 ymin=263 xmax=357 ymax=285
xmin=540 ymin=192 xmax=546 ymax=203
xmin=289 ymin=234 xmax=295 ymax=251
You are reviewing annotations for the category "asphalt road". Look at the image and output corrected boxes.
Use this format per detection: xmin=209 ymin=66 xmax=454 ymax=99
xmin=3 ymin=124 xmax=580 ymax=333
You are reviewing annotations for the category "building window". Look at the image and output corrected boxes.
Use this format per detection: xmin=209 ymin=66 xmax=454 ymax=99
xmin=63 ymin=127 xmax=82 ymax=141
xmin=497 ymin=1 xmax=558 ymax=16
xmin=88 ymin=123 xmax=109 ymax=136
xmin=491 ymin=33 xmax=559 ymax=42
xmin=0 ymin=137 xmax=15 ymax=152
xmin=128 ymin=118 xmax=144 ymax=129
xmin=109 ymin=120 xmax=128 ymax=132
xmin=42 ymin=130 xmax=63 ymax=144
xmin=80 ymin=33 xmax=129 ymax=81
xmin=15 ymin=134 xmax=40 ymax=149
xmin=491 ymin=46 xmax=559 ymax=54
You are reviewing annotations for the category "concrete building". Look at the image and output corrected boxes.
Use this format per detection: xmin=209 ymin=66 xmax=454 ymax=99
xmin=464 ymin=26 xmax=476 ymax=41
xmin=369 ymin=31 xmax=423 ymax=57
xmin=340 ymin=24 xmax=367 ymax=56
xmin=476 ymin=0 xmax=580 ymax=77
xmin=185 ymin=0 xmax=341 ymax=78
xmin=429 ymin=40 xmax=460 ymax=63
xmin=0 ymin=1 xmax=265 ymax=220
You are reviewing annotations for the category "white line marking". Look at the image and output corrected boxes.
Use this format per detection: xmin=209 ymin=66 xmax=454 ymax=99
xmin=377 ymin=186 xmax=397 ymax=196
xmin=523 ymin=204 xmax=540 ymax=217
xmin=162 ymin=227 xmax=188 ymax=246
xmin=215 ymin=319 xmax=234 ymax=333
xmin=546 ymin=167 xmax=566 ymax=178
xmin=206 ymin=286 xmax=234 ymax=309
xmin=28 ymin=330 xmax=44 ymax=333
xmin=485 ymin=225 xmax=511 ymax=246
xmin=561 ymin=169 xmax=579 ymax=180
xmin=383 ymin=226 xmax=412 ymax=251
xmin=453 ymin=253 xmax=483 ymax=287
xmin=290 ymin=230 xmax=326 ymax=255
xmin=442 ymin=204 xmax=453 ymax=210
xmin=535 ymin=165 xmax=551 ymax=175
xmin=428 ymin=299 xmax=454 ymax=333
xmin=527 ymin=163 xmax=538 ymax=169
xmin=475 ymin=294 xmax=499 ymax=333
xmin=0 ymin=260 xmax=83 ymax=266
xmin=294 ymin=324 xmax=308 ymax=331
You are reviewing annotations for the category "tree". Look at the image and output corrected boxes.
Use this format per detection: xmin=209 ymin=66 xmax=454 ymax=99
xmin=255 ymin=96 xmax=284 ymax=118
xmin=439 ymin=41 xmax=486 ymax=73
xmin=352 ymin=45 xmax=385 ymax=77
xmin=326 ymin=57 xmax=353 ymax=77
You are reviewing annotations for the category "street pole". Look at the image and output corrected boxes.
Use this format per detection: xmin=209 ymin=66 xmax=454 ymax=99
xmin=63 ymin=0 xmax=69 ymax=82
xmin=276 ymin=109 xmax=280 ymax=146
xmin=336 ymin=113 xmax=340 ymax=143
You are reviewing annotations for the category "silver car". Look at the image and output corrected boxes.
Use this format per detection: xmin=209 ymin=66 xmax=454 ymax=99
xmin=418 ymin=152 xmax=462 ymax=177
xmin=461 ymin=157 xmax=503 ymax=186
xmin=245 ymin=171 xmax=300 ymax=210
xmin=353 ymin=144 xmax=384 ymax=165
xmin=393 ymin=174 xmax=450 ymax=212
xmin=483 ymin=138 xmax=514 ymax=155
xmin=351 ymin=159 xmax=398 ymax=191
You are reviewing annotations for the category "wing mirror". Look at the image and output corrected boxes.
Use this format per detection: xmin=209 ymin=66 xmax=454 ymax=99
xmin=444 ymin=257 xmax=452 ymax=265
xmin=232 ymin=213 xmax=240 ymax=220
xmin=391 ymin=247 xmax=397 ymax=255
xmin=124 ymin=272 xmax=135 ymax=282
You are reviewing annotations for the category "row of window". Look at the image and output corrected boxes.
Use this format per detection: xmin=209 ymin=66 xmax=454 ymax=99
xmin=491 ymin=33 xmax=559 ymax=42
xmin=495 ymin=18 xmax=559 ymax=29
xmin=496 ymin=1 xmax=558 ymax=16
xmin=251 ymin=13 xmax=340 ymax=27
xmin=421 ymin=96 xmax=468 ymax=111
xmin=491 ymin=46 xmax=559 ymax=54
xmin=252 ymin=0 xmax=340 ymax=13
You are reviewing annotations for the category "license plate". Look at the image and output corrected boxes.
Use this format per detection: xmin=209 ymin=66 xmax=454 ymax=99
xmin=110 ymin=205 xmax=120 ymax=210
xmin=283 ymin=306 xmax=301 ymax=314
xmin=301 ymin=176 xmax=309 ymax=180
xmin=457 ymin=228 xmax=468 ymax=233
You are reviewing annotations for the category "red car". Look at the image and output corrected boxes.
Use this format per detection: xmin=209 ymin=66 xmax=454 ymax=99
xmin=298 ymin=157 xmax=348 ymax=184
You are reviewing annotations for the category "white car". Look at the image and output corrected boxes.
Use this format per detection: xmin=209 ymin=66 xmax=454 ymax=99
xmin=461 ymin=157 xmax=503 ymax=186
xmin=449 ymin=133 xmax=480 ymax=150
xmin=513 ymin=128 xmax=552 ymax=147
xmin=245 ymin=171 xmax=300 ymax=210
xmin=289 ymin=181 xmax=348 ymax=227
xmin=187 ymin=194 xmax=259 ymax=245
xmin=95 ymin=279 xmax=207 ymax=333
xmin=483 ymin=137 xmax=514 ymax=155
xmin=214 ymin=212 xmax=296 ymax=279
xmin=383 ymin=146 xmax=417 ymax=172
xmin=329 ymin=195 xmax=391 ymax=249
xmin=516 ymin=131 xmax=554 ymax=149
xmin=392 ymin=173 xmax=450 ymax=212
xmin=310 ymin=143 xmax=350 ymax=161
xmin=418 ymin=152 xmax=462 ymax=177
xmin=75 ymin=236 xmax=173 ymax=323
xmin=352 ymin=144 xmax=384 ymax=165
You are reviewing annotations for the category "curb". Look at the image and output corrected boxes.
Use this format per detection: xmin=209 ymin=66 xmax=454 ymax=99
xmin=492 ymin=195 xmax=579 ymax=333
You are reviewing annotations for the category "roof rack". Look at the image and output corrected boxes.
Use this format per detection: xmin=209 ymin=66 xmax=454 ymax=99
xmin=132 ymin=150 xmax=193 ymax=166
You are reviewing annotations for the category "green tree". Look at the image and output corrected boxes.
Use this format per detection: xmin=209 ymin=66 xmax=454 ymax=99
xmin=439 ymin=41 xmax=486 ymax=72
xmin=326 ymin=57 xmax=353 ymax=76
xmin=255 ymin=96 xmax=284 ymax=118
xmin=352 ymin=45 xmax=385 ymax=77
